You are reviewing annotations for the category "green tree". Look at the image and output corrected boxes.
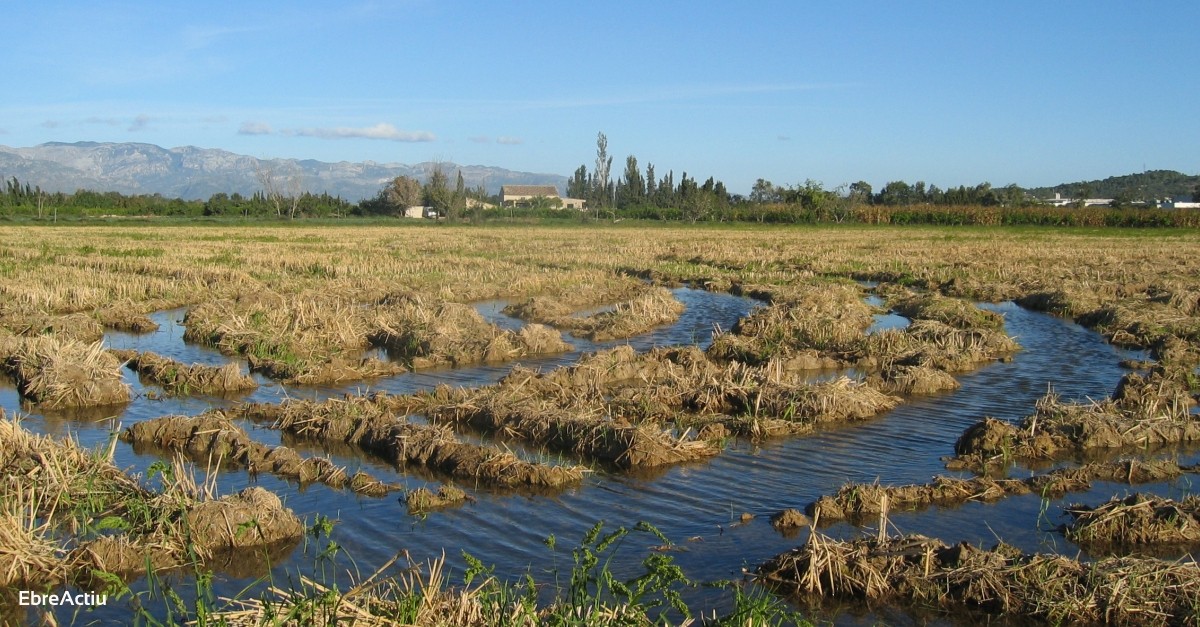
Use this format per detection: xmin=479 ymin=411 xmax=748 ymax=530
xmin=592 ymin=132 xmax=613 ymax=208
xmin=385 ymin=176 xmax=422 ymax=215
xmin=618 ymin=155 xmax=644 ymax=209
xmin=423 ymin=166 xmax=451 ymax=219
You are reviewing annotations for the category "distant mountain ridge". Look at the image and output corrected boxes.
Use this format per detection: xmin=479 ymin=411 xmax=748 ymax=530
xmin=0 ymin=141 xmax=567 ymax=201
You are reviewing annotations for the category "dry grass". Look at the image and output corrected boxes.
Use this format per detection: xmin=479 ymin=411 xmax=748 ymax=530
xmin=1064 ymin=493 xmax=1200 ymax=547
xmin=0 ymin=410 xmax=304 ymax=587
xmin=952 ymin=367 xmax=1199 ymax=467
xmin=111 ymin=349 xmax=257 ymax=395
xmin=523 ymin=286 xmax=686 ymax=341
xmin=239 ymin=397 xmax=587 ymax=489
xmin=758 ymin=528 xmax=1200 ymax=625
xmin=123 ymin=412 xmax=398 ymax=496
xmin=809 ymin=459 xmax=1196 ymax=522
xmin=3 ymin=335 xmax=130 ymax=408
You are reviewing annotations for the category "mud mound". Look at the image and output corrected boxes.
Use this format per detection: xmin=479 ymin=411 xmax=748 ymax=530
xmin=428 ymin=395 xmax=718 ymax=470
xmin=771 ymin=508 xmax=810 ymax=529
xmin=3 ymin=336 xmax=130 ymax=408
xmin=241 ymin=398 xmax=586 ymax=488
xmin=1015 ymin=288 xmax=1102 ymax=318
xmin=186 ymin=487 xmax=304 ymax=550
xmin=123 ymin=413 xmax=397 ymax=496
xmin=758 ymin=530 xmax=1200 ymax=624
xmin=112 ymin=349 xmax=257 ymax=395
xmin=870 ymin=319 xmax=1019 ymax=372
xmin=707 ymin=282 xmax=872 ymax=364
xmin=1064 ymin=493 xmax=1200 ymax=547
xmin=872 ymin=364 xmax=961 ymax=395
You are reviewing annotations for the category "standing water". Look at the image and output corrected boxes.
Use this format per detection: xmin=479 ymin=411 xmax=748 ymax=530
xmin=8 ymin=292 xmax=1195 ymax=626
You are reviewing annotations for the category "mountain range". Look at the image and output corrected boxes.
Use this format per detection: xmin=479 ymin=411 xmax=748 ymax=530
xmin=0 ymin=142 xmax=567 ymax=201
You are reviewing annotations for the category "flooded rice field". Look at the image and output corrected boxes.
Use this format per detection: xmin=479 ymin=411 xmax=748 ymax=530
xmin=8 ymin=285 xmax=1195 ymax=625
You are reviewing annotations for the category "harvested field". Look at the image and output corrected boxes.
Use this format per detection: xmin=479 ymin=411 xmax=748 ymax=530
xmin=757 ymin=529 xmax=1200 ymax=625
xmin=111 ymin=349 xmax=257 ymax=395
xmin=809 ymin=459 xmax=1199 ymax=522
xmin=122 ymin=412 xmax=397 ymax=496
xmin=5 ymin=223 xmax=1200 ymax=625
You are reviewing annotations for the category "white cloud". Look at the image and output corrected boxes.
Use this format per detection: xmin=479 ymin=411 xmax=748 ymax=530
xmin=239 ymin=121 xmax=274 ymax=135
xmin=496 ymin=136 xmax=523 ymax=145
xmin=284 ymin=123 xmax=435 ymax=142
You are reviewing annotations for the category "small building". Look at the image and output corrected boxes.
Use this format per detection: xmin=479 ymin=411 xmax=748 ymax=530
xmin=500 ymin=185 xmax=586 ymax=210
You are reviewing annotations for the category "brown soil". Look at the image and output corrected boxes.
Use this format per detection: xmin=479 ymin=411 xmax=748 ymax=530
xmin=771 ymin=508 xmax=811 ymax=530
xmin=1064 ymin=493 xmax=1200 ymax=547
xmin=2 ymin=336 xmax=130 ymax=408
xmin=185 ymin=487 xmax=304 ymax=550
xmin=757 ymin=530 xmax=1200 ymax=625
xmin=809 ymin=459 xmax=1196 ymax=523
xmin=122 ymin=412 xmax=399 ymax=496
xmin=111 ymin=349 xmax=257 ymax=395
xmin=239 ymin=398 xmax=586 ymax=489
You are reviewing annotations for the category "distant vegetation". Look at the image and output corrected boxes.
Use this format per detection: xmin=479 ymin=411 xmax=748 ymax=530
xmin=3 ymin=136 xmax=1199 ymax=228
xmin=1026 ymin=170 xmax=1200 ymax=204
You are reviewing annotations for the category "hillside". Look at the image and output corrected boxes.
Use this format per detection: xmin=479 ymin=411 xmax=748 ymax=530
xmin=0 ymin=142 xmax=567 ymax=202
xmin=1025 ymin=170 xmax=1200 ymax=201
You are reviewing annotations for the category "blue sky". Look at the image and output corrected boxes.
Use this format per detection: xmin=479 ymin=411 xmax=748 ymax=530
xmin=3 ymin=1 xmax=1197 ymax=194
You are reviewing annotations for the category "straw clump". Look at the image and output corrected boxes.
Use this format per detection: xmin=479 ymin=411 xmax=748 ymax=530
xmin=809 ymin=459 xmax=1197 ymax=523
xmin=952 ymin=369 xmax=1199 ymax=467
xmin=370 ymin=297 xmax=571 ymax=368
xmin=0 ymin=410 xmax=303 ymax=587
xmin=3 ymin=335 xmax=130 ymax=408
xmin=890 ymin=292 xmax=1005 ymax=331
xmin=757 ymin=529 xmax=1200 ymax=625
xmin=405 ymin=485 xmax=468 ymax=513
xmin=543 ymin=287 xmax=686 ymax=341
xmin=122 ymin=412 xmax=398 ymax=496
xmin=111 ymin=349 xmax=257 ymax=395
xmin=1064 ymin=493 xmax=1200 ymax=547
xmin=240 ymin=397 xmax=586 ymax=489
